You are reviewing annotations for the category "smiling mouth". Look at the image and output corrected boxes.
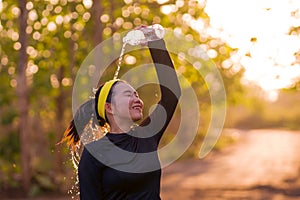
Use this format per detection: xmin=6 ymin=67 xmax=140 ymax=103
xmin=132 ymin=105 xmax=143 ymax=111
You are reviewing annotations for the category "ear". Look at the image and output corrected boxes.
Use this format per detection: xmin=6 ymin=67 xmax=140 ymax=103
xmin=105 ymin=103 xmax=113 ymax=115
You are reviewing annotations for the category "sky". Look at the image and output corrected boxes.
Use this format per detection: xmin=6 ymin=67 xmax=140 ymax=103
xmin=204 ymin=0 xmax=300 ymax=100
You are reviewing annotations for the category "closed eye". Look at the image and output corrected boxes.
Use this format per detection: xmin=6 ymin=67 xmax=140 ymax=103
xmin=133 ymin=91 xmax=139 ymax=98
xmin=123 ymin=90 xmax=138 ymax=97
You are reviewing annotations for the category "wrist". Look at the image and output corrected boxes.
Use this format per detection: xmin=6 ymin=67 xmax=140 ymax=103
xmin=148 ymin=39 xmax=166 ymax=49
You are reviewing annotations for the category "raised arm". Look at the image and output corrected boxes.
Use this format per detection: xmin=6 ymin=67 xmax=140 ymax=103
xmin=139 ymin=39 xmax=181 ymax=144
xmin=148 ymin=39 xmax=181 ymax=100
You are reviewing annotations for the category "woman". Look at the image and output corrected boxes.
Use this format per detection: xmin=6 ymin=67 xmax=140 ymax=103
xmin=61 ymin=33 xmax=181 ymax=199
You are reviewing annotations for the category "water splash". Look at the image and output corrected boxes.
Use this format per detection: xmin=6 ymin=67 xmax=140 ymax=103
xmin=67 ymin=145 xmax=81 ymax=199
xmin=113 ymin=43 xmax=127 ymax=80
xmin=114 ymin=25 xmax=165 ymax=79
xmin=67 ymin=117 xmax=107 ymax=199
xmin=71 ymin=148 xmax=81 ymax=170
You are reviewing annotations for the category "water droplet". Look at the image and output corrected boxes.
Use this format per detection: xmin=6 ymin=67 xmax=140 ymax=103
xmin=114 ymin=25 xmax=164 ymax=80
xmin=113 ymin=42 xmax=127 ymax=79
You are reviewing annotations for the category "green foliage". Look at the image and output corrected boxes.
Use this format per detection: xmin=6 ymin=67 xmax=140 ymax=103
xmin=0 ymin=131 xmax=20 ymax=159
xmin=225 ymin=88 xmax=300 ymax=130
xmin=0 ymin=0 xmax=250 ymax=195
xmin=0 ymin=131 xmax=21 ymax=189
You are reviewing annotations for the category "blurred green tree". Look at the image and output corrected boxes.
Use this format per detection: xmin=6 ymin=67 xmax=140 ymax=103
xmin=0 ymin=0 xmax=246 ymax=195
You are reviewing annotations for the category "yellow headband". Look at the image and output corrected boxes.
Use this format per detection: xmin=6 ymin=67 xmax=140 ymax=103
xmin=97 ymin=79 xmax=120 ymax=121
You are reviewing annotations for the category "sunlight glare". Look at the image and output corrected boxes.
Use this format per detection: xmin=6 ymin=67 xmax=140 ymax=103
xmin=157 ymin=0 xmax=169 ymax=4
xmin=160 ymin=5 xmax=176 ymax=15
xmin=205 ymin=0 xmax=300 ymax=98
xmin=47 ymin=21 xmax=57 ymax=31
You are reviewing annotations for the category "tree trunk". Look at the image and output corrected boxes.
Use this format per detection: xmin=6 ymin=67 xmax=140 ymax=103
xmin=17 ymin=0 xmax=31 ymax=194
xmin=54 ymin=67 xmax=65 ymax=176
xmin=92 ymin=0 xmax=103 ymax=46
xmin=92 ymin=0 xmax=105 ymax=85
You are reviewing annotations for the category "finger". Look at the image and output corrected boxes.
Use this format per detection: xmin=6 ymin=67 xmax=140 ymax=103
xmin=135 ymin=25 xmax=147 ymax=30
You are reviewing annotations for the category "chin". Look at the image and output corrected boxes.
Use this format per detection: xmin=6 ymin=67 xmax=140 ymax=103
xmin=131 ymin=114 xmax=143 ymax=122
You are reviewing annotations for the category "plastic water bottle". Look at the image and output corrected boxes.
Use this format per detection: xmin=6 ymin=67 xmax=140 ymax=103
xmin=123 ymin=24 xmax=165 ymax=46
xmin=114 ymin=24 xmax=165 ymax=79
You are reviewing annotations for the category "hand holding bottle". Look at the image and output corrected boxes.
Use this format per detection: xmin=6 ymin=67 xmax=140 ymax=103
xmin=123 ymin=24 xmax=165 ymax=46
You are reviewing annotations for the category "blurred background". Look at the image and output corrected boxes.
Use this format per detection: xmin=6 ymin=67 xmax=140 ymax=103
xmin=0 ymin=0 xmax=299 ymax=199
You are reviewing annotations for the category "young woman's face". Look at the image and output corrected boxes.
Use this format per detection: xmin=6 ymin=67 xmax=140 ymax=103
xmin=110 ymin=82 xmax=144 ymax=122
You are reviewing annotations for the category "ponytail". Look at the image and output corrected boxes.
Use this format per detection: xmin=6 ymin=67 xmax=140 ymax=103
xmin=61 ymin=81 xmax=117 ymax=151
xmin=60 ymin=99 xmax=100 ymax=151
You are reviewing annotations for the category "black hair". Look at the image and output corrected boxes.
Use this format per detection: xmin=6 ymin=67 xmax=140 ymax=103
xmin=60 ymin=81 xmax=119 ymax=150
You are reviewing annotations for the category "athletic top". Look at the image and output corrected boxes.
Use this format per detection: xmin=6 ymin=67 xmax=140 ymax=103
xmin=78 ymin=39 xmax=181 ymax=200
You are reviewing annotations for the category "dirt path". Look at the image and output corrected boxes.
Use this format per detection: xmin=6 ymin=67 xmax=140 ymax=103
xmin=161 ymin=129 xmax=300 ymax=200
xmin=4 ymin=129 xmax=300 ymax=200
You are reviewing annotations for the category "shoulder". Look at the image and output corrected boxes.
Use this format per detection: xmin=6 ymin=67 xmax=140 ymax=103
xmin=79 ymin=141 xmax=108 ymax=170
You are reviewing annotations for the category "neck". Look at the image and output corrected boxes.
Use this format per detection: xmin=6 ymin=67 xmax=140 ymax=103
xmin=109 ymin=126 xmax=129 ymax=134
xmin=108 ymin=118 xmax=134 ymax=134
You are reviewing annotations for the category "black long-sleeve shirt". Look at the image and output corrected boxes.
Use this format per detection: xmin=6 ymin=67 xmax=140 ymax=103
xmin=78 ymin=39 xmax=181 ymax=200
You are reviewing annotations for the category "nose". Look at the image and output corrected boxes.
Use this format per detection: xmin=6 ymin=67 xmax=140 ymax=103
xmin=133 ymin=96 xmax=144 ymax=107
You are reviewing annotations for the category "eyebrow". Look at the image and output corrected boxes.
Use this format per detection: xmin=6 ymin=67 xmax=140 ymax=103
xmin=122 ymin=90 xmax=137 ymax=95
xmin=122 ymin=89 xmax=133 ymax=94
